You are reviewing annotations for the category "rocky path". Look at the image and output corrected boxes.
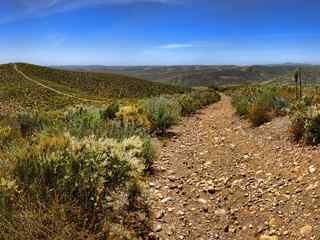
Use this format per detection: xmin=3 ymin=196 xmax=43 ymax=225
xmin=149 ymin=94 xmax=320 ymax=240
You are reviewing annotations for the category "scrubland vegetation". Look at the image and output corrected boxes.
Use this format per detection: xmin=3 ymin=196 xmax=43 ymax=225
xmin=0 ymin=63 xmax=185 ymax=113
xmin=229 ymin=83 xmax=320 ymax=145
xmin=288 ymin=96 xmax=320 ymax=145
xmin=0 ymin=65 xmax=220 ymax=240
xmin=231 ymin=86 xmax=289 ymax=126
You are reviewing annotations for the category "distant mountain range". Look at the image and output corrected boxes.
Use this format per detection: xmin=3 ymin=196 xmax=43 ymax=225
xmin=54 ymin=64 xmax=320 ymax=87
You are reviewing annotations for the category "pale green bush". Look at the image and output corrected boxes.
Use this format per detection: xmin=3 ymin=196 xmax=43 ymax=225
xmin=0 ymin=127 xmax=15 ymax=150
xmin=64 ymin=105 xmax=103 ymax=137
xmin=190 ymin=90 xmax=221 ymax=107
xmin=232 ymin=87 xmax=287 ymax=126
xmin=116 ymin=104 xmax=151 ymax=130
xmin=0 ymin=177 xmax=18 ymax=210
xmin=14 ymin=134 xmax=147 ymax=212
xmin=143 ymin=96 xmax=181 ymax=134
xmin=177 ymin=94 xmax=197 ymax=115
xmin=289 ymin=101 xmax=320 ymax=145
xmin=141 ymin=136 xmax=159 ymax=171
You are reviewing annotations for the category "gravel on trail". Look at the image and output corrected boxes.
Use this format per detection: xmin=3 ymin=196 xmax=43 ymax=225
xmin=148 ymin=94 xmax=320 ymax=240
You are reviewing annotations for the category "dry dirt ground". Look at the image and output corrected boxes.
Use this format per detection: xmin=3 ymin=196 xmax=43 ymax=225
xmin=148 ymin=94 xmax=320 ymax=240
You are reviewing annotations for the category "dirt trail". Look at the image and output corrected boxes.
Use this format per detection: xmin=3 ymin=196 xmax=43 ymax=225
xmin=13 ymin=64 xmax=107 ymax=103
xmin=149 ymin=94 xmax=320 ymax=240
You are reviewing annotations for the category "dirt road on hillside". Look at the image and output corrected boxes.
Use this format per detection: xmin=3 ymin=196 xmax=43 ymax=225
xmin=149 ymin=94 xmax=320 ymax=240
xmin=13 ymin=64 xmax=107 ymax=103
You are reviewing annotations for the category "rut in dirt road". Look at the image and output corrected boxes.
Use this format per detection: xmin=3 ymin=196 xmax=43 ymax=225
xmin=149 ymin=94 xmax=320 ymax=240
xmin=13 ymin=64 xmax=108 ymax=103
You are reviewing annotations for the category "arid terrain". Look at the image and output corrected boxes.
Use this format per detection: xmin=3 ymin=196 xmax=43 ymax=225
xmin=149 ymin=95 xmax=319 ymax=240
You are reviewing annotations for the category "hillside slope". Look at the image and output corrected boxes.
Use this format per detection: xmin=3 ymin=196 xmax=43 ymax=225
xmin=61 ymin=64 xmax=320 ymax=87
xmin=0 ymin=63 xmax=185 ymax=112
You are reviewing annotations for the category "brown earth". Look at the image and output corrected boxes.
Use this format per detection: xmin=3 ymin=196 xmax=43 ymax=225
xmin=148 ymin=94 xmax=320 ymax=240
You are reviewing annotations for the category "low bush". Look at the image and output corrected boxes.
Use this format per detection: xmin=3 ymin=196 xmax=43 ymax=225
xmin=177 ymin=94 xmax=198 ymax=115
xmin=64 ymin=105 xmax=103 ymax=137
xmin=304 ymin=113 xmax=320 ymax=145
xmin=116 ymin=105 xmax=151 ymax=130
xmin=0 ymin=201 xmax=93 ymax=240
xmin=191 ymin=90 xmax=221 ymax=107
xmin=16 ymin=112 xmax=48 ymax=137
xmin=248 ymin=103 xmax=272 ymax=127
xmin=0 ymin=177 xmax=19 ymax=211
xmin=289 ymin=102 xmax=320 ymax=145
xmin=104 ymin=119 xmax=146 ymax=140
xmin=0 ymin=127 xmax=15 ymax=150
xmin=101 ymin=102 xmax=119 ymax=120
xmin=14 ymin=134 xmax=146 ymax=209
xmin=143 ymin=96 xmax=181 ymax=134
xmin=232 ymin=95 xmax=250 ymax=116
xmin=232 ymin=87 xmax=287 ymax=126
xmin=141 ymin=136 xmax=159 ymax=171
xmin=289 ymin=101 xmax=308 ymax=142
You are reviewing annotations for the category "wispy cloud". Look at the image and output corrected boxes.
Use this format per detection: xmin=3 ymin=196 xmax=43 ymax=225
xmin=158 ymin=42 xmax=209 ymax=49
xmin=46 ymin=33 xmax=66 ymax=48
xmin=159 ymin=43 xmax=195 ymax=49
xmin=1 ymin=0 xmax=182 ymax=24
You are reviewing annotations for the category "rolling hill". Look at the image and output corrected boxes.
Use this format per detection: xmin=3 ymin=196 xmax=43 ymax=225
xmin=0 ymin=63 xmax=186 ymax=112
xmin=57 ymin=64 xmax=320 ymax=87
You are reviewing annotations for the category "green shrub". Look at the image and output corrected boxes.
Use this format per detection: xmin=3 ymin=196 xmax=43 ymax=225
xmin=16 ymin=112 xmax=47 ymax=137
xmin=190 ymin=90 xmax=221 ymax=108
xmin=289 ymin=113 xmax=305 ymax=142
xmin=248 ymin=103 xmax=272 ymax=127
xmin=104 ymin=120 xmax=147 ymax=140
xmin=300 ymin=105 xmax=320 ymax=145
xmin=64 ymin=105 xmax=103 ymax=137
xmin=141 ymin=136 xmax=159 ymax=171
xmin=101 ymin=102 xmax=119 ymax=120
xmin=289 ymin=102 xmax=320 ymax=145
xmin=116 ymin=105 xmax=151 ymax=130
xmin=177 ymin=94 xmax=197 ymax=115
xmin=0 ymin=177 xmax=18 ymax=211
xmin=232 ymin=95 xmax=250 ymax=116
xmin=143 ymin=96 xmax=181 ymax=134
xmin=0 ymin=127 xmax=15 ymax=150
xmin=14 ymin=134 xmax=147 ymax=212
xmin=289 ymin=102 xmax=307 ymax=142
xmin=232 ymin=87 xmax=287 ymax=126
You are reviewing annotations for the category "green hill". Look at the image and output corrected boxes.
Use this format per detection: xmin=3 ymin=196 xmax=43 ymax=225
xmin=0 ymin=63 xmax=185 ymax=112
xmin=71 ymin=64 xmax=320 ymax=87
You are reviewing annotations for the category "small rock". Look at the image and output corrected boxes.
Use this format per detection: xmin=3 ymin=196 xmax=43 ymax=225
xmin=155 ymin=210 xmax=165 ymax=219
xmin=215 ymin=208 xmax=227 ymax=216
xmin=300 ymin=225 xmax=313 ymax=236
xmin=154 ymin=224 xmax=162 ymax=232
xmin=309 ymin=165 xmax=316 ymax=174
xmin=198 ymin=198 xmax=208 ymax=204
xmin=148 ymin=232 xmax=156 ymax=239
xmin=161 ymin=197 xmax=173 ymax=203
xmin=260 ymin=235 xmax=278 ymax=240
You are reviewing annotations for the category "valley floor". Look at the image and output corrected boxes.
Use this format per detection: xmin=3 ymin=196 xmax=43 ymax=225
xmin=149 ymin=95 xmax=320 ymax=240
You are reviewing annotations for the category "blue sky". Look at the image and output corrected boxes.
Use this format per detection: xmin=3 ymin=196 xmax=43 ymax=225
xmin=1 ymin=0 xmax=320 ymax=65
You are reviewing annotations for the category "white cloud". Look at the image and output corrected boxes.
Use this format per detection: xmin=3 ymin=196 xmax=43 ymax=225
xmin=159 ymin=43 xmax=195 ymax=49
xmin=1 ymin=0 xmax=182 ymax=24
xmin=157 ymin=42 xmax=211 ymax=49
xmin=46 ymin=33 xmax=66 ymax=48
